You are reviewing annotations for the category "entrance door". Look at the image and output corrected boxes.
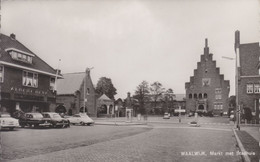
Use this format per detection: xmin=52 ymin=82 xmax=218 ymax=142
xmin=198 ymin=105 xmax=204 ymax=111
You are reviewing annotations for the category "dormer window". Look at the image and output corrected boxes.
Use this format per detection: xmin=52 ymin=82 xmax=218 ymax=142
xmin=6 ymin=48 xmax=34 ymax=64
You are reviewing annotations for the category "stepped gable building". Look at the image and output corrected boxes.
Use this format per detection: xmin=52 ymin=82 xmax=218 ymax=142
xmin=0 ymin=33 xmax=61 ymax=114
xmin=236 ymin=31 xmax=260 ymax=124
xmin=185 ymin=39 xmax=230 ymax=115
xmin=56 ymin=69 xmax=96 ymax=117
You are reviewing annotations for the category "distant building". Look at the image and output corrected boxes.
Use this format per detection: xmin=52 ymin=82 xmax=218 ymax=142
xmin=56 ymin=69 xmax=96 ymax=117
xmin=236 ymin=31 xmax=260 ymax=123
xmin=0 ymin=33 xmax=60 ymax=114
xmin=96 ymin=94 xmax=114 ymax=117
xmin=185 ymin=39 xmax=230 ymax=115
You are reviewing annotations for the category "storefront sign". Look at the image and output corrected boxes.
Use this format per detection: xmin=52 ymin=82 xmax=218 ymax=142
xmin=10 ymin=87 xmax=48 ymax=95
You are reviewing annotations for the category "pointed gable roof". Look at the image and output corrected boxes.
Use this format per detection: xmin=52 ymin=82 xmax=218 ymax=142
xmin=56 ymin=72 xmax=85 ymax=95
xmin=0 ymin=34 xmax=57 ymax=76
xmin=98 ymin=94 xmax=112 ymax=101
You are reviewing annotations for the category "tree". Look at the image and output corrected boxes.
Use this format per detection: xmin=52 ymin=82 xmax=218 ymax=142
xmin=134 ymin=81 xmax=150 ymax=115
xmin=164 ymin=88 xmax=175 ymax=113
xmin=95 ymin=77 xmax=117 ymax=100
xmin=150 ymin=81 xmax=165 ymax=110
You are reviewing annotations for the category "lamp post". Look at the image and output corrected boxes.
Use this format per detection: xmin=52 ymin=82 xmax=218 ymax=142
xmin=221 ymin=30 xmax=241 ymax=130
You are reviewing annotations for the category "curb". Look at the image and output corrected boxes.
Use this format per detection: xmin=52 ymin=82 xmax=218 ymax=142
xmin=232 ymin=128 xmax=251 ymax=162
xmin=95 ymin=122 xmax=147 ymax=126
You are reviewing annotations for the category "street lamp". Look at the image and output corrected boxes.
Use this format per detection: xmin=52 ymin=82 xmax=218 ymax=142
xmin=221 ymin=31 xmax=241 ymax=130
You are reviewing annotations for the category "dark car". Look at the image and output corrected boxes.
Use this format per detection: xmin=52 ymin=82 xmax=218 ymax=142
xmin=19 ymin=113 xmax=52 ymax=128
xmin=42 ymin=112 xmax=70 ymax=128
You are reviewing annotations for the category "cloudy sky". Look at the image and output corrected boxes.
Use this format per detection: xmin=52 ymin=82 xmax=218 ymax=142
xmin=2 ymin=0 xmax=259 ymax=99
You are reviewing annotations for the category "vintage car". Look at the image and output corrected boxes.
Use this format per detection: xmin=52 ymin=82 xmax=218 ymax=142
xmin=163 ymin=112 xmax=170 ymax=119
xmin=0 ymin=113 xmax=20 ymax=130
xmin=19 ymin=113 xmax=52 ymax=128
xmin=66 ymin=113 xmax=94 ymax=126
xmin=42 ymin=112 xmax=70 ymax=128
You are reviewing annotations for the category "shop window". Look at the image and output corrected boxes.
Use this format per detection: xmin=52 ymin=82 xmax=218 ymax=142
xmin=246 ymin=84 xmax=254 ymax=94
xmin=50 ymin=77 xmax=55 ymax=91
xmin=0 ymin=66 xmax=4 ymax=83
xmin=23 ymin=71 xmax=38 ymax=88
xmin=254 ymin=84 xmax=260 ymax=93
xmin=189 ymin=94 xmax=192 ymax=99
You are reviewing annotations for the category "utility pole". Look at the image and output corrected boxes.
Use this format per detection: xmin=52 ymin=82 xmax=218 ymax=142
xmin=235 ymin=30 xmax=240 ymax=130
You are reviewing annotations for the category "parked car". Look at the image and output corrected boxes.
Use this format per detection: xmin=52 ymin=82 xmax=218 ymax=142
xmin=163 ymin=112 xmax=170 ymax=119
xmin=65 ymin=113 xmax=94 ymax=126
xmin=0 ymin=113 xmax=20 ymax=130
xmin=42 ymin=112 xmax=70 ymax=128
xmin=19 ymin=113 xmax=52 ymax=128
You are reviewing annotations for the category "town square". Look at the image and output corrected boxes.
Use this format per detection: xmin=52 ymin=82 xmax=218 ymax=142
xmin=0 ymin=0 xmax=259 ymax=162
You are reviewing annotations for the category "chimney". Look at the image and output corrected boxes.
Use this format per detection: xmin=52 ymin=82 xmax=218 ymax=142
xmin=204 ymin=38 xmax=209 ymax=55
xmin=235 ymin=30 xmax=240 ymax=51
xmin=10 ymin=33 xmax=16 ymax=40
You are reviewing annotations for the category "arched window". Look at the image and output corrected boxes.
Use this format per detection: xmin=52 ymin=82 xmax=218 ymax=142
xmin=204 ymin=93 xmax=207 ymax=98
xmin=194 ymin=93 xmax=197 ymax=99
xmin=189 ymin=94 xmax=192 ymax=99
xmin=199 ymin=93 xmax=202 ymax=99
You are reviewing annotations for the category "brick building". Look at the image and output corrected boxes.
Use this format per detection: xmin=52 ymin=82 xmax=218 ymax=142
xmin=0 ymin=33 xmax=60 ymax=114
xmin=236 ymin=31 xmax=260 ymax=123
xmin=185 ymin=39 xmax=230 ymax=115
xmin=56 ymin=69 xmax=96 ymax=117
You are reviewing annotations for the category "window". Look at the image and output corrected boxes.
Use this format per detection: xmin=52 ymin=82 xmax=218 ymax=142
xmin=214 ymin=103 xmax=223 ymax=109
xmin=199 ymin=93 xmax=202 ymax=99
xmin=247 ymin=84 xmax=254 ymax=94
xmin=203 ymin=93 xmax=207 ymax=98
xmin=86 ymin=88 xmax=90 ymax=95
xmin=9 ymin=50 xmax=32 ymax=64
xmin=254 ymin=84 xmax=260 ymax=93
xmin=50 ymin=77 xmax=55 ymax=90
xmin=23 ymin=71 xmax=38 ymax=88
xmin=215 ymin=94 xmax=222 ymax=100
xmin=0 ymin=66 xmax=4 ymax=83
xmin=189 ymin=94 xmax=192 ymax=99
xmin=194 ymin=93 xmax=197 ymax=99
xmin=215 ymin=88 xmax=222 ymax=94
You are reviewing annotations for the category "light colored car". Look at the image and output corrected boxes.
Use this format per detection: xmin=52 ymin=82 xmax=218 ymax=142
xmin=66 ymin=113 xmax=94 ymax=126
xmin=0 ymin=114 xmax=20 ymax=130
xmin=163 ymin=112 xmax=170 ymax=119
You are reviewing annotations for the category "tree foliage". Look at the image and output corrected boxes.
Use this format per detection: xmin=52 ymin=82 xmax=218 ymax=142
xmin=150 ymin=81 xmax=165 ymax=108
xmin=134 ymin=81 xmax=150 ymax=114
xmin=95 ymin=77 xmax=117 ymax=100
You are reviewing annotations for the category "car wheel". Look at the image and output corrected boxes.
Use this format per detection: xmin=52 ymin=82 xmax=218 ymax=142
xmin=80 ymin=122 xmax=85 ymax=126
xmin=87 ymin=123 xmax=91 ymax=126
xmin=9 ymin=127 xmax=14 ymax=131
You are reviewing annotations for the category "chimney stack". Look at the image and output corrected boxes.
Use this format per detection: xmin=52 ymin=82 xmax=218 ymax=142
xmin=10 ymin=33 xmax=16 ymax=40
xmin=204 ymin=38 xmax=209 ymax=55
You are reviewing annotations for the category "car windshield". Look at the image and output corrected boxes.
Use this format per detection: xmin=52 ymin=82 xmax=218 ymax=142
xmin=0 ymin=114 xmax=11 ymax=118
xmin=73 ymin=115 xmax=80 ymax=117
xmin=53 ymin=114 xmax=62 ymax=118
xmin=33 ymin=114 xmax=43 ymax=118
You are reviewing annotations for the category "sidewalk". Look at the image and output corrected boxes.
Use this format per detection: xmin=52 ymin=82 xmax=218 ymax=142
xmin=233 ymin=126 xmax=260 ymax=162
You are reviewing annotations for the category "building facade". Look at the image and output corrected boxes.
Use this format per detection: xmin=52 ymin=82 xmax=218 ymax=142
xmin=56 ymin=69 xmax=97 ymax=117
xmin=236 ymin=31 xmax=260 ymax=123
xmin=185 ymin=39 xmax=230 ymax=115
xmin=0 ymin=33 xmax=60 ymax=114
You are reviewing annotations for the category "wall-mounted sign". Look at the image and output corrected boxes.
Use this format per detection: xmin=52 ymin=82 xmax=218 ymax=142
xmin=10 ymin=87 xmax=48 ymax=95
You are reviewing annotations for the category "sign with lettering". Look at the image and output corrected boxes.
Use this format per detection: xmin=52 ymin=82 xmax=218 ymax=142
xmin=10 ymin=87 xmax=48 ymax=95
